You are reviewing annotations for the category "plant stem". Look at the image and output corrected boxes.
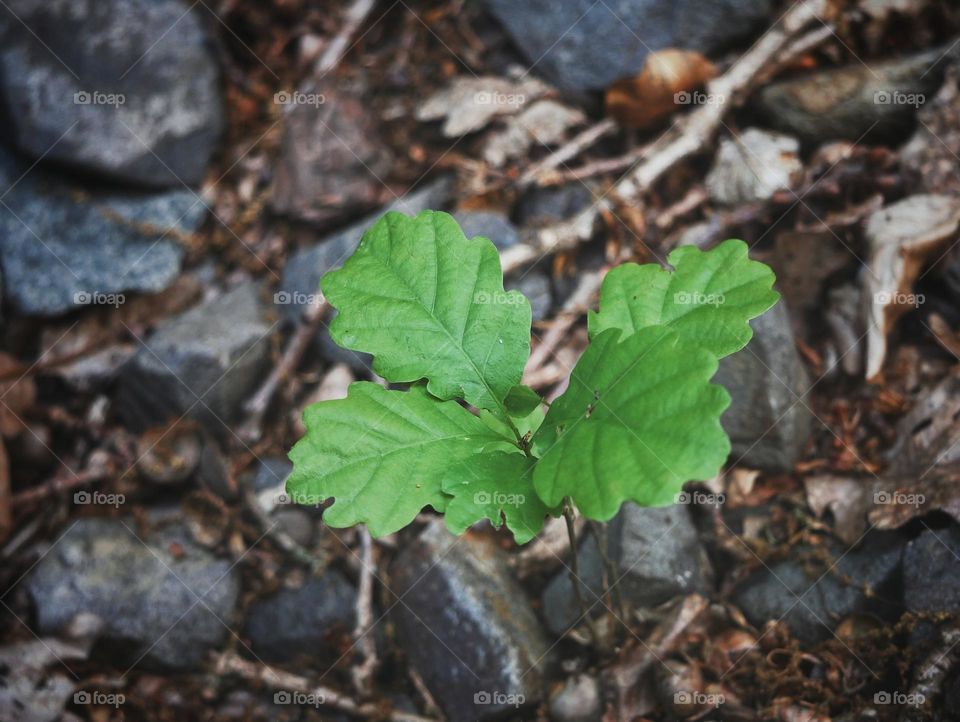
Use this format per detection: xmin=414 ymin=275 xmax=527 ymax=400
xmin=591 ymin=520 xmax=625 ymax=624
xmin=562 ymin=498 xmax=602 ymax=649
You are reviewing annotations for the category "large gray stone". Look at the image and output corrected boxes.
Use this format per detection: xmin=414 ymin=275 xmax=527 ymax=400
xmin=0 ymin=0 xmax=224 ymax=187
xmin=754 ymin=46 xmax=953 ymax=145
xmin=904 ymin=525 xmax=960 ymax=615
xmin=119 ymin=282 xmax=274 ymax=434
xmin=454 ymin=210 xmax=520 ymax=250
xmin=271 ymin=79 xmax=392 ymax=223
xmin=543 ymin=504 xmax=711 ymax=636
xmin=731 ymin=532 xmax=904 ymax=646
xmin=392 ymin=522 xmax=549 ymax=722
xmin=0 ymin=146 xmax=202 ymax=316
xmin=25 ymin=517 xmax=239 ymax=670
xmin=244 ymin=572 xmax=355 ymax=663
xmin=715 ymin=301 xmax=812 ymax=472
xmin=484 ymin=0 xmax=771 ymax=92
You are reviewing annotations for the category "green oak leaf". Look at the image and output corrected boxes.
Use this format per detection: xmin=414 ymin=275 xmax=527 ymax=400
xmin=480 ymin=384 xmax=546 ymax=440
xmin=287 ymin=382 xmax=515 ymax=537
xmin=322 ymin=210 xmax=532 ymax=419
xmin=587 ymin=239 xmax=779 ymax=358
xmin=442 ymin=451 xmax=558 ymax=544
xmin=532 ymin=327 xmax=731 ymax=521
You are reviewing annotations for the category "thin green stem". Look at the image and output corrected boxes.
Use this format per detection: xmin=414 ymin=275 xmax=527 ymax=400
xmin=563 ymin=498 xmax=602 ymax=649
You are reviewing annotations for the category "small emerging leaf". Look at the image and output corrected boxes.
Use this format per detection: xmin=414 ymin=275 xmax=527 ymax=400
xmin=588 ymin=239 xmax=779 ymax=358
xmin=287 ymin=382 xmax=515 ymax=537
xmin=532 ymin=327 xmax=730 ymax=521
xmin=322 ymin=210 xmax=532 ymax=418
xmin=442 ymin=451 xmax=558 ymax=544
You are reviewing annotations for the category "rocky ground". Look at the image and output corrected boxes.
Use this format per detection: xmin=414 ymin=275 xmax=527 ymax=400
xmin=1 ymin=0 xmax=960 ymax=721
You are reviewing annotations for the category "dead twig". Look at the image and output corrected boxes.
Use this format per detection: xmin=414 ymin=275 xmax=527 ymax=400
xmin=216 ymin=652 xmax=438 ymax=722
xmin=519 ymin=118 xmax=618 ymax=188
xmin=614 ymin=0 xmax=829 ymax=200
xmin=524 ymin=269 xmax=604 ymax=379
xmin=239 ymin=298 xmax=329 ymax=443
xmin=314 ymin=0 xmax=380 ymax=75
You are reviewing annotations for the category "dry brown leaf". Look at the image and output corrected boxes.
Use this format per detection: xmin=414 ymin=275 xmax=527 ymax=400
xmin=888 ymin=366 xmax=960 ymax=475
xmin=0 ymin=352 xmax=36 ymax=439
xmin=863 ymin=194 xmax=960 ymax=381
xmin=869 ymin=463 xmax=960 ymax=530
xmin=605 ymin=49 xmax=716 ymax=130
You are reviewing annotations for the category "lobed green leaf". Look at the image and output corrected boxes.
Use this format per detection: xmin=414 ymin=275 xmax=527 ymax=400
xmin=587 ymin=239 xmax=779 ymax=358
xmin=322 ymin=210 xmax=532 ymax=419
xmin=287 ymin=382 xmax=516 ymax=537
xmin=531 ymin=327 xmax=731 ymax=521
xmin=442 ymin=451 xmax=558 ymax=544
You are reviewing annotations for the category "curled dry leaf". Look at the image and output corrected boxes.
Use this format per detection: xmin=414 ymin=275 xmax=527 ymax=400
xmin=863 ymin=194 xmax=960 ymax=381
xmin=605 ymin=49 xmax=716 ymax=130
xmin=416 ymin=75 xmax=551 ymax=137
xmin=888 ymin=366 xmax=960 ymax=475
xmin=483 ymin=99 xmax=585 ymax=167
xmin=803 ymin=475 xmax=878 ymax=545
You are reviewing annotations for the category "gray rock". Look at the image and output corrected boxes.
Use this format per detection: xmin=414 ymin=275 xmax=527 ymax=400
xmin=516 ymin=184 xmax=592 ymax=227
xmin=903 ymin=525 xmax=960 ymax=615
xmin=484 ymin=0 xmax=771 ymax=92
xmin=248 ymin=457 xmax=316 ymax=547
xmin=548 ymin=674 xmax=603 ymax=722
xmin=543 ymin=504 xmax=711 ymax=636
xmin=392 ymin=522 xmax=549 ymax=722
xmin=454 ymin=210 xmax=520 ymax=250
xmin=0 ymin=0 xmax=223 ymax=187
xmin=118 ymin=283 xmax=274 ymax=435
xmin=508 ymin=271 xmax=553 ymax=322
xmin=272 ymin=79 xmax=392 ymax=223
xmin=754 ymin=46 xmax=952 ymax=145
xmin=715 ymin=301 xmax=811 ymax=472
xmin=252 ymin=457 xmax=293 ymax=492
xmin=278 ymin=178 xmax=453 ymax=372
xmin=244 ymin=572 xmax=355 ymax=663
xmin=731 ymin=532 xmax=904 ymax=646
xmin=25 ymin=517 xmax=239 ymax=670
xmin=0 ymin=146 xmax=202 ymax=316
